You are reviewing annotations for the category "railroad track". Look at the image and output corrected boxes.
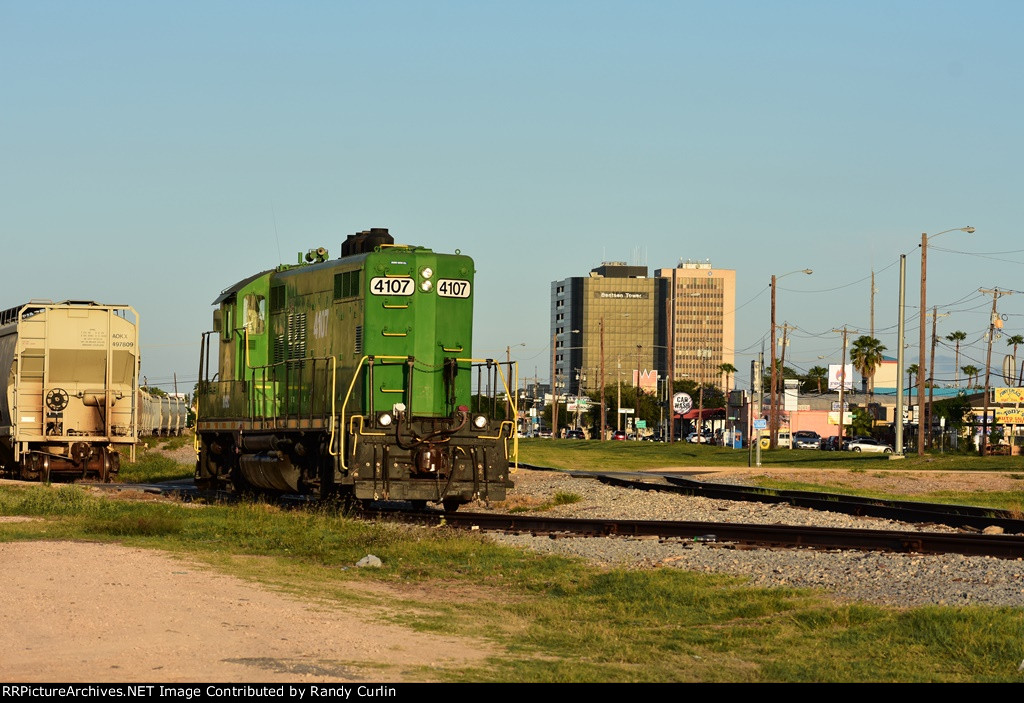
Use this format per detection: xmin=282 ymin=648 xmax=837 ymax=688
xmin=72 ymin=469 xmax=1024 ymax=560
xmin=365 ymin=506 xmax=1024 ymax=560
xmin=517 ymin=462 xmax=1024 ymax=534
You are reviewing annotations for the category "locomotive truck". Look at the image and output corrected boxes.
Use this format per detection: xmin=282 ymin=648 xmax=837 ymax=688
xmin=194 ymin=228 xmax=517 ymax=510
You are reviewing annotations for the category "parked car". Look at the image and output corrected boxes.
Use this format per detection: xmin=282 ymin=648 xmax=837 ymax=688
xmin=643 ymin=433 xmax=665 ymax=442
xmin=686 ymin=431 xmax=712 ymax=444
xmin=757 ymin=430 xmax=793 ymax=449
xmin=612 ymin=430 xmax=628 ymax=441
xmin=845 ymin=437 xmax=894 ymax=453
xmin=565 ymin=428 xmax=586 ymax=440
xmin=793 ymin=430 xmax=822 ymax=450
xmin=822 ymin=436 xmax=844 ymax=451
xmin=536 ymin=427 xmax=553 ymax=438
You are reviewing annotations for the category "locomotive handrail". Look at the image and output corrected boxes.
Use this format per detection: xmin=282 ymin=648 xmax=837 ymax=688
xmin=457 ymin=357 xmax=519 ymax=469
xmin=336 ymin=354 xmax=410 ymax=465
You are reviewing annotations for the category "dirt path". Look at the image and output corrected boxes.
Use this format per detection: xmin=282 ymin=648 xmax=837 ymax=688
xmin=0 ymin=539 xmax=494 ymax=683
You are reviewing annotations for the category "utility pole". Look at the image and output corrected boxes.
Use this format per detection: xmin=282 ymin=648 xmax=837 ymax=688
xmin=616 ymin=356 xmax=622 ymax=433
xmin=636 ymin=344 xmax=643 ymax=396
xmin=980 ymin=288 xmax=1012 ymax=456
xmin=894 ymin=255 xmax=907 ymax=458
xmin=551 ymin=331 xmax=558 ymax=439
xmin=753 ymin=350 xmax=763 ymax=467
xmin=870 ymin=270 xmax=876 ymax=339
xmin=770 ymin=275 xmax=778 ymax=449
xmin=667 ymin=293 xmax=675 ymax=443
xmin=777 ymin=323 xmax=796 ymax=436
xmin=927 ymin=307 xmax=949 ymax=449
xmin=600 ymin=317 xmax=606 ymax=440
xmin=833 ymin=327 xmax=854 ymax=448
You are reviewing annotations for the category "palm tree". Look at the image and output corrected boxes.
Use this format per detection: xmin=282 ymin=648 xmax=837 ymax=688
xmin=717 ymin=363 xmax=737 ymax=397
xmin=962 ymin=365 xmax=981 ymax=388
xmin=946 ymin=330 xmax=967 ymax=386
xmin=849 ymin=335 xmax=887 ymax=404
xmin=907 ymin=363 xmax=919 ymax=396
xmin=1007 ymin=334 xmax=1024 ymax=387
xmin=805 ymin=365 xmax=828 ymax=394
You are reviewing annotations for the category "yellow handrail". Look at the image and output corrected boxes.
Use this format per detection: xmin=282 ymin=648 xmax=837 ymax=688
xmin=456 ymin=357 xmax=519 ymax=470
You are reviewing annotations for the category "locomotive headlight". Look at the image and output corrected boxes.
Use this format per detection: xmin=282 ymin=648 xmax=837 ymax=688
xmin=420 ymin=280 xmax=433 ymax=292
xmin=472 ymin=414 xmax=488 ymax=429
xmin=420 ymin=267 xmax=433 ymax=279
xmin=377 ymin=412 xmax=393 ymax=427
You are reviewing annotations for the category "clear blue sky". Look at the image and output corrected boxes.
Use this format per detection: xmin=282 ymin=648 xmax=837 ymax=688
xmin=3 ymin=1 xmax=1022 ymax=393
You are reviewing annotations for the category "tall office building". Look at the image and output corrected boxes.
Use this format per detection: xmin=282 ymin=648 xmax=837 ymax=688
xmin=550 ymin=263 xmax=664 ymax=402
xmin=655 ymin=261 xmax=736 ymax=389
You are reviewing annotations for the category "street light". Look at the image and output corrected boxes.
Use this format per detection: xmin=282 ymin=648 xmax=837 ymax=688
xmin=918 ymin=226 xmax=974 ymax=456
xmin=769 ymin=269 xmax=812 ymax=449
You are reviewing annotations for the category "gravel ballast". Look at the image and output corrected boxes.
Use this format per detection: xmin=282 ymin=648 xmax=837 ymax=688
xmin=484 ymin=469 xmax=1024 ymax=608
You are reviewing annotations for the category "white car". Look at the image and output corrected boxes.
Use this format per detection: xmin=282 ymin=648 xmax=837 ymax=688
xmin=686 ymin=432 xmax=712 ymax=443
xmin=758 ymin=431 xmax=792 ymax=449
xmin=845 ymin=438 xmax=893 ymax=453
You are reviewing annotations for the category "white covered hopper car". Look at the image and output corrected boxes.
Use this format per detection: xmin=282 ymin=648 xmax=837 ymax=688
xmin=0 ymin=300 xmax=139 ymax=481
xmin=138 ymin=391 xmax=187 ymax=437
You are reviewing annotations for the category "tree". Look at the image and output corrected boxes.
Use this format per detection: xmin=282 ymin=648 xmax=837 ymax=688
xmin=762 ymin=361 xmax=800 ymax=394
xmin=804 ymin=366 xmax=828 ymax=394
xmin=946 ymin=330 xmax=967 ymax=386
xmin=849 ymin=406 xmax=875 ymax=437
xmin=849 ymin=336 xmax=887 ymax=403
xmin=906 ymin=363 xmax=919 ymax=396
xmin=718 ymin=363 xmax=737 ymax=398
xmin=962 ymin=365 xmax=981 ymax=388
xmin=1007 ymin=334 xmax=1024 ymax=386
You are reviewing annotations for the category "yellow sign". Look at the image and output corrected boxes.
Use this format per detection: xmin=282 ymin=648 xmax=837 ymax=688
xmin=827 ymin=411 xmax=851 ymax=426
xmin=995 ymin=387 xmax=1024 ymax=403
xmin=995 ymin=408 xmax=1024 ymax=424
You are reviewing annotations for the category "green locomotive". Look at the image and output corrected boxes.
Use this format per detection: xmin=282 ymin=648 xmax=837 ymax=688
xmin=194 ymin=229 xmax=516 ymax=510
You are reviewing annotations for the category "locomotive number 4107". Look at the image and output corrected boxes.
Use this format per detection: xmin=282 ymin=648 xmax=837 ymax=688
xmin=370 ymin=277 xmax=414 ymax=296
xmin=437 ymin=279 xmax=471 ymax=298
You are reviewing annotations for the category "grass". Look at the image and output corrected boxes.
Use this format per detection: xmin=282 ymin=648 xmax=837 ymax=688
xmin=517 ymin=438 xmax=1024 ymax=472
xmin=2 ymin=482 xmax=1023 ymax=682
xmin=116 ymin=436 xmax=195 ymax=484
xmin=743 ymin=476 xmax=1024 ymax=513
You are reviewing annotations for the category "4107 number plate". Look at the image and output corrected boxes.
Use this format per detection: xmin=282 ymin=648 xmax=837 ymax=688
xmin=437 ymin=279 xmax=471 ymax=298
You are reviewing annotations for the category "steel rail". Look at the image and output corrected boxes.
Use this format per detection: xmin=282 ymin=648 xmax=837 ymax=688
xmin=518 ymin=463 xmax=1024 ymax=534
xmin=371 ymin=507 xmax=1024 ymax=560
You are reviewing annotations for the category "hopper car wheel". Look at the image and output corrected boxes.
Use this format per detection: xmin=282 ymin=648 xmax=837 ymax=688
xmin=46 ymin=388 xmax=69 ymax=412
xmin=410 ymin=500 xmax=428 ymax=511
xmin=442 ymin=498 xmax=462 ymax=513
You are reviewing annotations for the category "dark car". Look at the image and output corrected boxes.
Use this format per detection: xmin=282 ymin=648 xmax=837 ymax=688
xmin=822 ymin=436 xmax=844 ymax=451
xmin=565 ymin=428 xmax=586 ymax=440
xmin=793 ymin=430 xmax=822 ymax=450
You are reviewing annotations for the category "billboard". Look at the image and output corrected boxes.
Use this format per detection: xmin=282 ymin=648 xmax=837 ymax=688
xmin=633 ymin=369 xmax=659 ymax=394
xmin=828 ymin=364 xmax=853 ymax=391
